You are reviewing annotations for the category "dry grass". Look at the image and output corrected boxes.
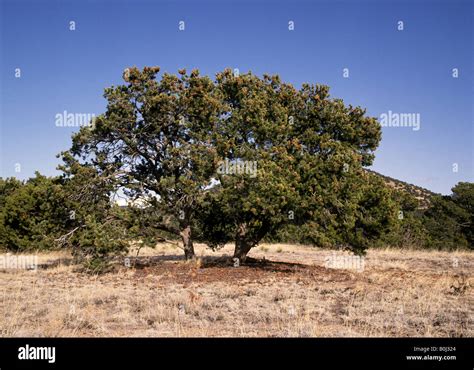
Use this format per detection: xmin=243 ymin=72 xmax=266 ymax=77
xmin=0 ymin=244 xmax=472 ymax=337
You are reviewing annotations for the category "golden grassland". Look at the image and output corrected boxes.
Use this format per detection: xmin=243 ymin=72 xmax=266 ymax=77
xmin=0 ymin=243 xmax=472 ymax=337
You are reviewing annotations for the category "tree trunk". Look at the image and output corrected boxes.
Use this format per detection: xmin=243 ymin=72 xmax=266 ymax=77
xmin=233 ymin=223 xmax=253 ymax=263
xmin=180 ymin=225 xmax=195 ymax=260
xmin=233 ymin=240 xmax=253 ymax=263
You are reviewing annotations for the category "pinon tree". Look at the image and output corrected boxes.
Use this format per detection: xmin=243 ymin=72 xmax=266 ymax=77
xmin=60 ymin=66 xmax=222 ymax=260
xmin=199 ymin=70 xmax=302 ymax=261
xmin=200 ymin=71 xmax=393 ymax=261
xmin=61 ymin=66 xmax=397 ymax=263
xmin=285 ymin=83 xmax=396 ymax=254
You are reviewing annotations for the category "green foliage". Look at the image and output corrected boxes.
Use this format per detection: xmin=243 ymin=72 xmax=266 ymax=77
xmin=56 ymin=159 xmax=132 ymax=272
xmin=378 ymin=182 xmax=473 ymax=251
xmin=69 ymin=211 xmax=129 ymax=273
xmin=0 ymin=165 xmax=130 ymax=272
xmin=271 ymin=177 xmax=474 ymax=252
xmin=422 ymin=184 xmax=473 ymax=250
xmin=61 ymin=66 xmax=223 ymax=259
xmin=271 ymin=171 xmax=399 ymax=254
xmin=200 ymin=71 xmax=386 ymax=258
xmin=0 ymin=177 xmax=22 ymax=208
xmin=0 ymin=173 xmax=70 ymax=251
xmin=341 ymin=173 xmax=399 ymax=253
xmin=450 ymin=182 xmax=474 ymax=246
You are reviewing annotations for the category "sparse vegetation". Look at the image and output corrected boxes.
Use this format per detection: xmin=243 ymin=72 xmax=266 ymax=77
xmin=0 ymin=244 xmax=471 ymax=337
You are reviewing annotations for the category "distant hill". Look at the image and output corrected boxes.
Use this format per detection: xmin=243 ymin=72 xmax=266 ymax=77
xmin=366 ymin=169 xmax=437 ymax=209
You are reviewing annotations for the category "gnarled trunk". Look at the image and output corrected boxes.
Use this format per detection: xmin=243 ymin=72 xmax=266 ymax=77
xmin=180 ymin=225 xmax=195 ymax=260
xmin=233 ymin=240 xmax=253 ymax=262
xmin=233 ymin=223 xmax=253 ymax=263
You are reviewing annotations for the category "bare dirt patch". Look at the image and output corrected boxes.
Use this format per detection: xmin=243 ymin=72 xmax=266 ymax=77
xmin=130 ymin=256 xmax=354 ymax=286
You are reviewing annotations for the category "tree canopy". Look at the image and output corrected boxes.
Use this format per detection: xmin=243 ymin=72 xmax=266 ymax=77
xmin=1 ymin=67 xmax=471 ymax=271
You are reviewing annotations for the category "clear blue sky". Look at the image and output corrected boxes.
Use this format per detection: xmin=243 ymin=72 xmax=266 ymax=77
xmin=1 ymin=0 xmax=472 ymax=194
